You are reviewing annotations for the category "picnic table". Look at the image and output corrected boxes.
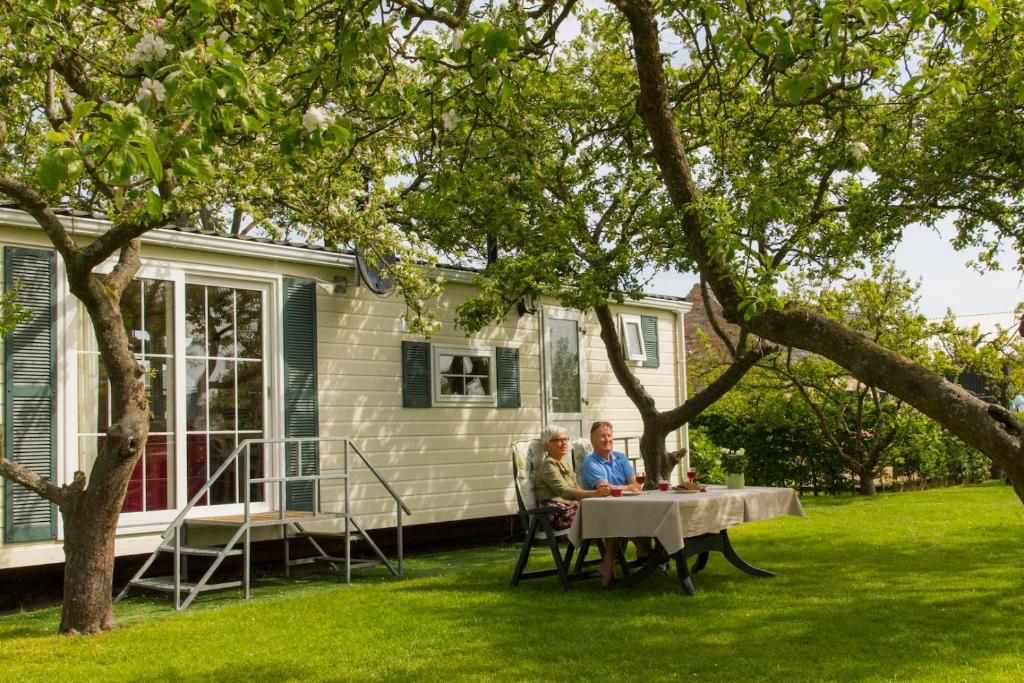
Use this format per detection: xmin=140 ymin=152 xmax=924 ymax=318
xmin=567 ymin=485 xmax=805 ymax=594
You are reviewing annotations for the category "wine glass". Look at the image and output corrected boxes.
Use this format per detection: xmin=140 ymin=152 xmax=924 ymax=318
xmin=636 ymin=474 xmax=647 ymax=486
xmin=687 ymin=467 xmax=698 ymax=482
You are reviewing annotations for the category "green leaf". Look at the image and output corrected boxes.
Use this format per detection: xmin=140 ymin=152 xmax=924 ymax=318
xmin=752 ymin=31 xmax=774 ymax=53
xmin=36 ymin=152 xmax=67 ymax=191
xmin=265 ymin=0 xmax=285 ymax=18
xmin=784 ymin=75 xmax=811 ymax=104
xmin=45 ymin=130 xmax=68 ymax=144
xmin=191 ymin=78 xmax=217 ymax=113
xmin=70 ymin=101 xmax=96 ymax=128
xmin=188 ymin=0 xmax=216 ymax=18
xmin=138 ymin=137 xmax=163 ymax=182
xmin=464 ymin=22 xmax=490 ymax=45
xmin=146 ymin=188 xmax=163 ymax=218
xmin=172 ymin=155 xmax=214 ymax=183
xmin=483 ymin=28 xmax=515 ymax=57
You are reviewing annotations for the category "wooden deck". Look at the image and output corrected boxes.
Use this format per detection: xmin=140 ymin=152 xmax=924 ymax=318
xmin=188 ymin=510 xmax=346 ymax=528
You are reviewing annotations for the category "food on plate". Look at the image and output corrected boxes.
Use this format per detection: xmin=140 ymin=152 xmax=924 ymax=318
xmin=673 ymin=481 xmax=707 ymax=492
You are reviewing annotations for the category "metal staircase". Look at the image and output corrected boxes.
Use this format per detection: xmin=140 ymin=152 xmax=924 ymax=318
xmin=116 ymin=437 xmax=411 ymax=610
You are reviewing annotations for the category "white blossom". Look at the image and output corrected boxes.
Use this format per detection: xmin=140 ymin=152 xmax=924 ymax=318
xmin=138 ymin=0 xmax=155 ymax=9
xmin=848 ymin=140 xmax=870 ymax=161
xmin=302 ymin=105 xmax=334 ymax=132
xmin=506 ymin=172 xmax=520 ymax=185
xmin=452 ymin=29 xmax=464 ymax=51
xmin=129 ymin=33 xmax=172 ymax=66
xmin=327 ymin=202 xmax=348 ymax=220
xmin=441 ymin=109 xmax=460 ymax=131
xmin=136 ymin=77 xmax=166 ymax=103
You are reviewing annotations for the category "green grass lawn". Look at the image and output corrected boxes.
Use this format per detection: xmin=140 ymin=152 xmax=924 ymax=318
xmin=2 ymin=484 xmax=1023 ymax=682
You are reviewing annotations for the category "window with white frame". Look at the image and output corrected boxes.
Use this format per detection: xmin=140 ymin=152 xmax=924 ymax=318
xmin=184 ymin=284 xmax=266 ymax=506
xmin=77 ymin=278 xmax=175 ymax=513
xmin=619 ymin=314 xmax=646 ymax=361
xmin=75 ymin=274 xmax=269 ymax=516
xmin=432 ymin=344 xmax=496 ymax=405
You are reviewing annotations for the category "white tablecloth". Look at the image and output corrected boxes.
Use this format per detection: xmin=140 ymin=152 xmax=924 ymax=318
xmin=566 ymin=485 xmax=805 ymax=555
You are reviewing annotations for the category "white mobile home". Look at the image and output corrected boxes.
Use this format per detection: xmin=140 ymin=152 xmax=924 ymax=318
xmin=0 ymin=206 xmax=690 ymax=572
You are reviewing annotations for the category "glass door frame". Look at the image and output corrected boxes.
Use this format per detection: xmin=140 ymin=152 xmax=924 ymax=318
xmin=541 ymin=305 xmax=588 ymax=437
xmin=178 ymin=273 xmax=275 ymax=519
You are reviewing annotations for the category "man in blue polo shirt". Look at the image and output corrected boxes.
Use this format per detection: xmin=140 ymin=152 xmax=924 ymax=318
xmin=579 ymin=421 xmax=648 ymax=585
xmin=580 ymin=421 xmax=641 ymax=493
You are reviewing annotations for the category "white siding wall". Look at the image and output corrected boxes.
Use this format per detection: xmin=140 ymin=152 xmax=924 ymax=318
xmin=313 ymin=281 xmax=543 ymax=531
xmin=583 ymin=306 xmax=686 ymax=476
xmin=0 ymin=219 xmax=689 ymax=565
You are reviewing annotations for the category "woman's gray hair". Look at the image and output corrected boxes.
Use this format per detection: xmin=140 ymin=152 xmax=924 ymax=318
xmin=540 ymin=424 xmax=568 ymax=444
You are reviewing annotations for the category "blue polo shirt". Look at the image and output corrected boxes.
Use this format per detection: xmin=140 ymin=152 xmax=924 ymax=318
xmin=580 ymin=451 xmax=634 ymax=490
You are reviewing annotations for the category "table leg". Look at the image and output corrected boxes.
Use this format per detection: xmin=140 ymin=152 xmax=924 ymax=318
xmin=617 ymin=543 xmax=669 ymax=588
xmin=691 ymin=551 xmax=710 ymax=574
xmin=611 ymin=530 xmax=777 ymax=592
xmin=720 ymin=530 xmax=775 ymax=578
xmin=674 ymin=554 xmax=696 ymax=596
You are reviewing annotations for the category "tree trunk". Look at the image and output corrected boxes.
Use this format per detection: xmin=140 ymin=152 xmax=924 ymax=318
xmin=57 ymin=247 xmax=148 ymax=634
xmin=857 ymin=467 xmax=877 ymax=496
xmin=592 ymin=304 xmax=771 ymax=484
xmin=613 ymin=0 xmax=1024 ymax=506
xmin=639 ymin=427 xmax=673 ymax=483
xmin=0 ymin=188 xmax=156 ymax=634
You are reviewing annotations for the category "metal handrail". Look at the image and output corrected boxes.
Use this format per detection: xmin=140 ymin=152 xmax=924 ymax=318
xmin=120 ymin=435 xmax=409 ymax=610
xmin=348 ymin=440 xmax=412 ymax=515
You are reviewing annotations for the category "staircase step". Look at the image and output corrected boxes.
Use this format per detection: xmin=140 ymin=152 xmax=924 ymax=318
xmin=131 ymin=576 xmax=242 ymax=593
xmin=286 ymin=556 xmax=382 ymax=568
xmin=158 ymin=544 xmax=243 ymax=558
xmin=292 ymin=531 xmax=360 ymax=541
xmin=185 ymin=513 xmax=347 ymax=528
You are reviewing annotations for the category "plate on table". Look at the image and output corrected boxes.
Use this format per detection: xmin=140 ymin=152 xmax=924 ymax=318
xmin=672 ymin=485 xmax=706 ymax=493
xmin=621 ymin=490 xmax=641 ymax=496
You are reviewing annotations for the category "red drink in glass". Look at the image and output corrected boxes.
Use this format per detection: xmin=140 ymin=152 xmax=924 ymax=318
xmin=687 ymin=467 xmax=698 ymax=482
xmin=636 ymin=475 xmax=646 ymax=486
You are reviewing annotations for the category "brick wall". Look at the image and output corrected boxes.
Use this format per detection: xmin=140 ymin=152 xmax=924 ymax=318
xmin=683 ymin=284 xmax=743 ymax=391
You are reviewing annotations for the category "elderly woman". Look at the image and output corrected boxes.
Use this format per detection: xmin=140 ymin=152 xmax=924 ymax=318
xmin=534 ymin=425 xmax=610 ymax=534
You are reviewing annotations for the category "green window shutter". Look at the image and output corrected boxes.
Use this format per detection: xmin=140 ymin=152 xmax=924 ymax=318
xmin=283 ymin=277 xmax=319 ymax=512
xmin=496 ymin=346 xmax=521 ymax=409
xmin=3 ymin=247 xmax=57 ymax=542
xmin=641 ymin=314 xmax=659 ymax=368
xmin=402 ymin=341 xmax=431 ymax=408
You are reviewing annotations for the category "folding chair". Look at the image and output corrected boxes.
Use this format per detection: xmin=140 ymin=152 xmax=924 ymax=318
xmin=510 ymin=439 xmax=605 ymax=590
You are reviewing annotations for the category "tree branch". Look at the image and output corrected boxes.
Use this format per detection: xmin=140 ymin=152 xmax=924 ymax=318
xmin=0 ymin=435 xmax=66 ymax=508
xmin=594 ymin=303 xmax=657 ymax=413
xmin=102 ymin=238 xmax=142 ymax=297
xmin=0 ymin=173 xmax=83 ymax=266
xmin=699 ymin=276 xmax=736 ymax=357
xmin=659 ymin=343 xmax=775 ymax=431
xmin=80 ymin=219 xmax=165 ymax=268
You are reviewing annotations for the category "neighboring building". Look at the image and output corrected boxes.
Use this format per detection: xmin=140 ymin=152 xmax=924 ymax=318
xmin=682 ymin=284 xmax=742 ymax=390
xmin=0 ymin=206 xmax=691 ymax=570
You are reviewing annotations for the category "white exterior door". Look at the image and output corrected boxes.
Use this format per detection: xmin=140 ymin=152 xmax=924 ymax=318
xmin=542 ymin=306 xmax=587 ymax=437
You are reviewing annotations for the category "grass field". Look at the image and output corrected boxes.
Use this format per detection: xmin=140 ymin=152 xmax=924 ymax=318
xmin=2 ymin=484 xmax=1023 ymax=682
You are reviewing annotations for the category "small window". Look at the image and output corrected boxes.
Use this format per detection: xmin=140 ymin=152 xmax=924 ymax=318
xmin=432 ymin=344 xmax=496 ymax=405
xmin=620 ymin=314 xmax=646 ymax=361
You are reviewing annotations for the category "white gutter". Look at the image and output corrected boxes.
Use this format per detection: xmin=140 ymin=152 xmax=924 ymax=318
xmin=0 ymin=206 xmax=693 ymax=312
xmin=0 ymin=207 xmax=358 ymax=269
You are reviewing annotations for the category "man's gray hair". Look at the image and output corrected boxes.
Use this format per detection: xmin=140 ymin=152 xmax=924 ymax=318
xmin=540 ymin=424 xmax=568 ymax=443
